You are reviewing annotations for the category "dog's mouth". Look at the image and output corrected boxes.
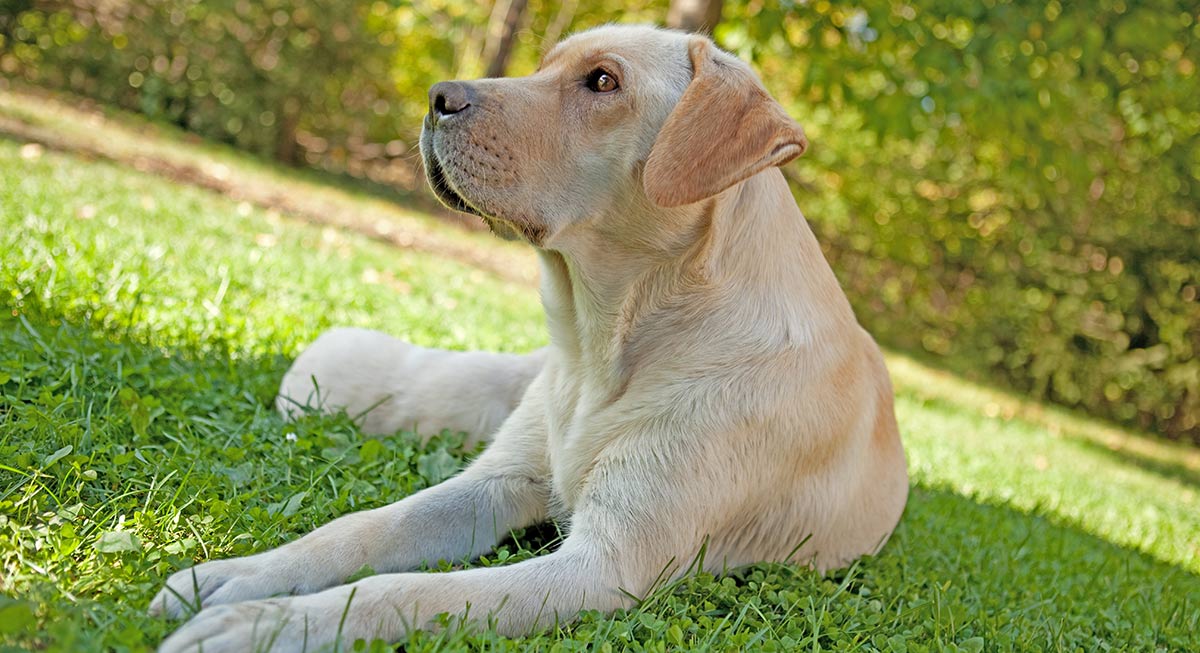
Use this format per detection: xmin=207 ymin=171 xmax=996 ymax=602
xmin=424 ymin=147 xmax=485 ymax=221
xmin=422 ymin=138 xmax=539 ymax=244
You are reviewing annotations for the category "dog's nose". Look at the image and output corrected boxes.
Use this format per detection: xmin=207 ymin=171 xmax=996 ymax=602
xmin=429 ymin=81 xmax=473 ymax=127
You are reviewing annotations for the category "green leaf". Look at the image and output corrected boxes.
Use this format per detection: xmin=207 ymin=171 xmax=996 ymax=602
xmin=95 ymin=531 xmax=142 ymax=553
xmin=345 ymin=564 xmax=377 ymax=584
xmin=268 ymin=491 xmax=308 ymax=518
xmin=282 ymin=490 xmax=307 ymax=517
xmin=0 ymin=596 xmax=37 ymax=636
xmin=416 ymin=449 xmax=460 ymax=485
xmin=359 ymin=438 xmax=385 ymax=463
xmin=119 ymin=387 xmax=164 ymax=438
xmin=42 ymin=445 xmax=72 ymax=468
xmin=959 ymin=637 xmax=984 ymax=653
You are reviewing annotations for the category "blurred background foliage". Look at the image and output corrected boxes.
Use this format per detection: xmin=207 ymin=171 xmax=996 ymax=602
xmin=1 ymin=0 xmax=1197 ymax=443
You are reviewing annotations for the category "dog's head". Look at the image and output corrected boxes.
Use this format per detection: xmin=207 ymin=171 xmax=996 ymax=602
xmin=419 ymin=25 xmax=807 ymax=248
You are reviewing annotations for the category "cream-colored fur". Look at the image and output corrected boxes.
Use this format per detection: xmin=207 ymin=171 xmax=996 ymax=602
xmin=276 ymin=327 xmax=546 ymax=442
xmin=154 ymin=25 xmax=908 ymax=653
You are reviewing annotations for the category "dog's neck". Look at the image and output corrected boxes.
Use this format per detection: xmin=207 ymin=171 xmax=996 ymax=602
xmin=536 ymin=168 xmax=855 ymax=395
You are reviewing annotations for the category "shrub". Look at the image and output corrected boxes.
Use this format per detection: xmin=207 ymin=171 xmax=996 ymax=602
xmin=1 ymin=0 xmax=414 ymax=178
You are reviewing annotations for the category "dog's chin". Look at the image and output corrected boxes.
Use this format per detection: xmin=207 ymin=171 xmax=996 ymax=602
xmin=423 ymin=151 xmax=544 ymax=245
xmin=481 ymin=218 xmax=524 ymax=242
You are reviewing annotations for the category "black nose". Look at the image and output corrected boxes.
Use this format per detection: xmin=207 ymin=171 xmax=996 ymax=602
xmin=429 ymin=81 xmax=473 ymax=124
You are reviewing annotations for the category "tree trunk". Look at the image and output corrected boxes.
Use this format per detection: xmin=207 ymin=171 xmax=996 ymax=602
xmin=483 ymin=0 xmax=529 ymax=79
xmin=275 ymin=98 xmax=301 ymax=165
xmin=667 ymin=0 xmax=724 ymax=35
xmin=542 ymin=0 xmax=578 ymax=52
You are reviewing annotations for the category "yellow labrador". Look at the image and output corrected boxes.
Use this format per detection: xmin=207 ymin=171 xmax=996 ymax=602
xmin=154 ymin=25 xmax=908 ymax=652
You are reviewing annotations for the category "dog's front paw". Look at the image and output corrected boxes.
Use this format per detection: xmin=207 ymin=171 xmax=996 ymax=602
xmin=149 ymin=555 xmax=293 ymax=619
xmin=157 ymin=592 xmax=362 ymax=653
xmin=157 ymin=599 xmax=301 ymax=653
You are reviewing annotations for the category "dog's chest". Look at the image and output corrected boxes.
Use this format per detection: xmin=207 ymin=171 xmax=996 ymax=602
xmin=543 ymin=372 xmax=623 ymax=516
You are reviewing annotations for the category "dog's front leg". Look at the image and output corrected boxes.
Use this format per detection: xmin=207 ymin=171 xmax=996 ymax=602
xmin=157 ymin=432 xmax=724 ymax=652
xmin=157 ymin=542 xmax=626 ymax=653
xmin=150 ymin=379 xmax=553 ymax=619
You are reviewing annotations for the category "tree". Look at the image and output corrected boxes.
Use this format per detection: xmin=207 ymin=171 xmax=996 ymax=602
xmin=667 ymin=0 xmax=723 ymax=35
xmin=483 ymin=0 xmax=529 ymax=78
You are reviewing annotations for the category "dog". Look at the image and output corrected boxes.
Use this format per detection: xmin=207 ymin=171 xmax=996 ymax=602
xmin=153 ymin=25 xmax=909 ymax=652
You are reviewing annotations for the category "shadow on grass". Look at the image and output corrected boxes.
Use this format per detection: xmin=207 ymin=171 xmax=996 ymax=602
xmin=837 ymin=485 xmax=1200 ymax=649
xmin=3 ymin=309 xmax=1199 ymax=651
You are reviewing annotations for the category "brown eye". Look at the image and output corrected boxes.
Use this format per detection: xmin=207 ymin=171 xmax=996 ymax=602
xmin=586 ymin=68 xmax=619 ymax=93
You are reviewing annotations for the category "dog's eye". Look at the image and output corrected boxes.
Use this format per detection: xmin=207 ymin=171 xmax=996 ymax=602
xmin=586 ymin=68 xmax=619 ymax=93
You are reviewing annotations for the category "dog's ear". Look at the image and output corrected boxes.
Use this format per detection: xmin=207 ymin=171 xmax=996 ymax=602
xmin=643 ymin=38 xmax=808 ymax=208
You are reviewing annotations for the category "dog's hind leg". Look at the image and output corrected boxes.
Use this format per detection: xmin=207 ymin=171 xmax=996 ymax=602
xmin=276 ymin=327 xmax=547 ymax=442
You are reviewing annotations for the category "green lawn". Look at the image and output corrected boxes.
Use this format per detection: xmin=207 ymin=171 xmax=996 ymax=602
xmin=1 ymin=126 xmax=1199 ymax=652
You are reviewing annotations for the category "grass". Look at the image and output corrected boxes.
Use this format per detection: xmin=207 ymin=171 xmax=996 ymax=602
xmin=1 ymin=99 xmax=1199 ymax=652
